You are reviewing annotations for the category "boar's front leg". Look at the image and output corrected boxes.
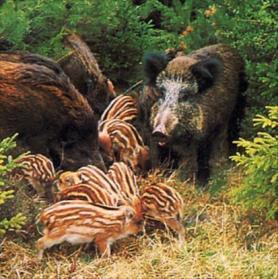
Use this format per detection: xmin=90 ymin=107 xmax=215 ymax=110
xmin=208 ymin=124 xmax=230 ymax=175
xmin=176 ymin=145 xmax=198 ymax=183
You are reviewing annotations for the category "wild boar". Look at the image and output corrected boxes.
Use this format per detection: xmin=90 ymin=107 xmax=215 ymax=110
xmin=9 ymin=154 xmax=56 ymax=199
xmin=0 ymin=58 xmax=104 ymax=170
xmin=141 ymin=183 xmax=185 ymax=245
xmin=58 ymin=34 xmax=116 ymax=116
xmin=143 ymin=44 xmax=248 ymax=184
xmin=37 ymin=200 xmax=144 ymax=258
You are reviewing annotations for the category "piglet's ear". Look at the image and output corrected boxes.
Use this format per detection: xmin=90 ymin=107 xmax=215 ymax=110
xmin=143 ymin=52 xmax=169 ymax=85
xmin=191 ymin=57 xmax=223 ymax=92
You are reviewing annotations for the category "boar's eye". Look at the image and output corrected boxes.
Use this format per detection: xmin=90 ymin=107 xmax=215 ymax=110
xmin=157 ymin=85 xmax=166 ymax=96
xmin=179 ymin=88 xmax=190 ymax=101
xmin=180 ymin=88 xmax=189 ymax=95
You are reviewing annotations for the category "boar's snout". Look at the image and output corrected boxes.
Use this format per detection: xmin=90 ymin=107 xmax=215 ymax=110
xmin=152 ymin=124 xmax=169 ymax=146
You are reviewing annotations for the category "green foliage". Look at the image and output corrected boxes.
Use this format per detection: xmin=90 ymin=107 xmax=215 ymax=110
xmin=212 ymin=0 xmax=278 ymax=138
xmin=0 ymin=0 xmax=179 ymax=83
xmin=0 ymin=1 xmax=30 ymax=49
xmin=207 ymin=167 xmax=229 ymax=197
xmin=0 ymin=0 xmax=277 ymax=130
xmin=0 ymin=134 xmax=26 ymax=237
xmin=230 ymin=106 xmax=278 ymax=219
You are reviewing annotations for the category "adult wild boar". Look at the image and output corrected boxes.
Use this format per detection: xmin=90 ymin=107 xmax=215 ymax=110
xmin=58 ymin=34 xmax=115 ymax=116
xmin=0 ymin=57 xmax=104 ymax=170
xmin=143 ymin=44 xmax=247 ymax=184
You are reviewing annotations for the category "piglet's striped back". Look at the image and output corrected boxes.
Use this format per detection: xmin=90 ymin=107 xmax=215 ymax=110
xmin=99 ymin=94 xmax=138 ymax=123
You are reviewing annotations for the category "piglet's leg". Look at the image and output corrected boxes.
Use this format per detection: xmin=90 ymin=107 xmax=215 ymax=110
xmin=36 ymin=231 xmax=66 ymax=260
xmin=96 ymin=239 xmax=111 ymax=257
xmin=165 ymin=218 xmax=185 ymax=247
xmin=30 ymin=179 xmax=46 ymax=198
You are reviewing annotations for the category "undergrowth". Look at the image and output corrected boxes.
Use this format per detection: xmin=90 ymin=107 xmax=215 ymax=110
xmin=0 ymin=169 xmax=277 ymax=279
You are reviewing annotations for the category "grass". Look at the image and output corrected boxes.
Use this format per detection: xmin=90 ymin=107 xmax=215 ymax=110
xmin=0 ymin=168 xmax=277 ymax=279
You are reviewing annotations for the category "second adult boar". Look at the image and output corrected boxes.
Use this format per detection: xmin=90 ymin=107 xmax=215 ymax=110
xmin=143 ymin=44 xmax=248 ymax=184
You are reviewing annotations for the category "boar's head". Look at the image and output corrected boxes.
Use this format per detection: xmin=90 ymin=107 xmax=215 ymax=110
xmin=58 ymin=112 xmax=105 ymax=171
xmin=144 ymin=52 xmax=223 ymax=147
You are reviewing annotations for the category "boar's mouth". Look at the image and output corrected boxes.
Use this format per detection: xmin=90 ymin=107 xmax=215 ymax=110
xmin=152 ymin=130 xmax=169 ymax=147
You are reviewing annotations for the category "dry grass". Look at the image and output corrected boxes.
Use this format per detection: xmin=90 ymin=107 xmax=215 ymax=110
xmin=0 ymin=169 xmax=277 ymax=279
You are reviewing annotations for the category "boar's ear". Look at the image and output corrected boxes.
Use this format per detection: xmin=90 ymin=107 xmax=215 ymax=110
xmin=143 ymin=52 xmax=169 ymax=85
xmin=191 ymin=57 xmax=223 ymax=92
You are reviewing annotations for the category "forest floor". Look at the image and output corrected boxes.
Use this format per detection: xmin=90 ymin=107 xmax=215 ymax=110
xmin=0 ymin=168 xmax=277 ymax=279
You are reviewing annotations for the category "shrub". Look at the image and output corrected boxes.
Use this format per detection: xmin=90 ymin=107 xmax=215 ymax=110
xmin=0 ymin=134 xmax=26 ymax=237
xmin=230 ymin=106 xmax=278 ymax=219
xmin=0 ymin=0 xmax=277 ymax=134
xmin=0 ymin=0 xmax=181 ymax=84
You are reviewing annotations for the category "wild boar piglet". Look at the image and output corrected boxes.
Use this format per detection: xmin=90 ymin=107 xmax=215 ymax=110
xmin=56 ymin=171 xmax=81 ymax=191
xmin=10 ymin=154 xmax=55 ymax=198
xmin=99 ymin=119 xmax=150 ymax=171
xmin=57 ymin=166 xmax=121 ymax=197
xmin=37 ymin=200 xmax=144 ymax=259
xmin=108 ymin=162 xmax=140 ymax=206
xmin=141 ymin=183 xmax=185 ymax=245
xmin=77 ymin=165 xmax=123 ymax=197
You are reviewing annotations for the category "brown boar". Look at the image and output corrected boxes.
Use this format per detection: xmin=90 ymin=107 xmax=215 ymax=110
xmin=58 ymin=34 xmax=116 ymax=115
xmin=0 ymin=59 xmax=104 ymax=170
xmin=143 ymin=44 xmax=248 ymax=184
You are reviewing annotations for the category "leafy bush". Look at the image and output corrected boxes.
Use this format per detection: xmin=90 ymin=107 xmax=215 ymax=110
xmin=0 ymin=0 xmax=277 ymax=132
xmin=0 ymin=0 xmax=181 ymax=84
xmin=230 ymin=106 xmax=278 ymax=219
xmin=0 ymin=135 xmax=26 ymax=237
